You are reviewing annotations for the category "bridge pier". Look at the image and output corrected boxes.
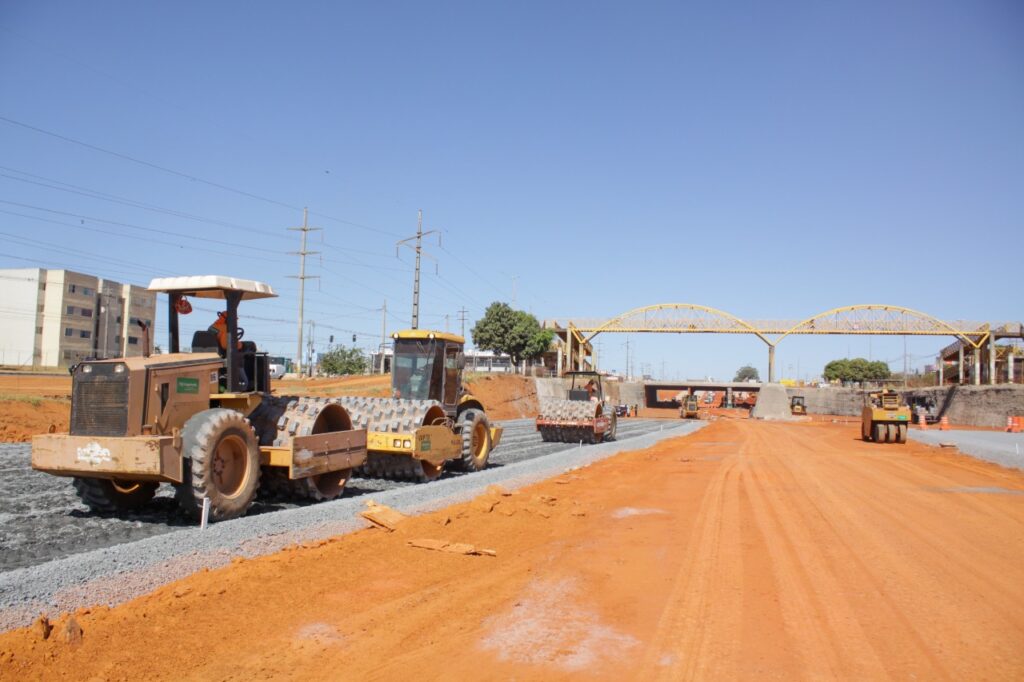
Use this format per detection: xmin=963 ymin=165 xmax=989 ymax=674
xmin=768 ymin=344 xmax=776 ymax=383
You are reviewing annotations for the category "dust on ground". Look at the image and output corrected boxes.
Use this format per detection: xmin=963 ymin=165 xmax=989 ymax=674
xmin=2 ymin=419 xmax=1022 ymax=681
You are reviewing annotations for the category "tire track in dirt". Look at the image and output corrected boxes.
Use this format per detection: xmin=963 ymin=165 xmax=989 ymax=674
xmin=638 ymin=440 xmax=736 ymax=679
xmin=771 ymin=423 xmax=1023 ymax=678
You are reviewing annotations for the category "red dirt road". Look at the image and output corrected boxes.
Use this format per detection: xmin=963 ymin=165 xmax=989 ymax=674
xmin=2 ymin=420 xmax=1023 ymax=680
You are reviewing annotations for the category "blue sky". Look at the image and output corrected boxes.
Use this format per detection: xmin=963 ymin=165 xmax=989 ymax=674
xmin=0 ymin=1 xmax=1020 ymax=379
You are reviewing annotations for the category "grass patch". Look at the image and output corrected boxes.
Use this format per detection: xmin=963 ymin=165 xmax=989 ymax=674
xmin=0 ymin=393 xmax=45 ymax=407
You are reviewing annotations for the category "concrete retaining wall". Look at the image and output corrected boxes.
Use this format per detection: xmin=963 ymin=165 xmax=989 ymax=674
xmin=785 ymin=385 xmax=1024 ymax=428
xmin=533 ymin=378 xmax=644 ymax=406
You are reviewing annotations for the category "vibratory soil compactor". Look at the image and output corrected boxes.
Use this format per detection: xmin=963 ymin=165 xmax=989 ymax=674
xmin=790 ymin=395 xmax=807 ymax=416
xmin=861 ymin=389 xmax=911 ymax=444
xmin=679 ymin=393 xmax=700 ymax=419
xmin=31 ymin=276 xmax=368 ymax=521
xmin=536 ymin=370 xmax=617 ymax=444
xmin=331 ymin=330 xmax=503 ymax=482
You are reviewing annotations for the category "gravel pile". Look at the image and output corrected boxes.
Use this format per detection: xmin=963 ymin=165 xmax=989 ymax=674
xmin=751 ymin=384 xmax=795 ymax=420
xmin=0 ymin=419 xmax=704 ymax=632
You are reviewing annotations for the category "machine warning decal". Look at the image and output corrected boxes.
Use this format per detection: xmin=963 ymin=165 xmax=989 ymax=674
xmin=421 ymin=436 xmax=431 ymax=452
xmin=177 ymin=377 xmax=200 ymax=394
xmin=76 ymin=442 xmax=112 ymax=465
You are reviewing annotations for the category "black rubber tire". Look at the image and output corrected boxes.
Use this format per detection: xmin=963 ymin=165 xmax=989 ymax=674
xmin=175 ymin=408 xmax=260 ymax=522
xmin=872 ymin=422 xmax=885 ymax=444
xmin=897 ymin=423 xmax=908 ymax=444
xmin=72 ymin=477 xmax=158 ymax=514
xmin=862 ymin=420 xmax=871 ymax=442
xmin=886 ymin=423 xmax=897 ymax=443
xmin=451 ymin=409 xmax=492 ymax=472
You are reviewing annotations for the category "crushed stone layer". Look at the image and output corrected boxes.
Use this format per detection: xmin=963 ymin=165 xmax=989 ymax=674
xmin=0 ymin=419 xmax=1021 ymax=681
xmin=909 ymin=428 xmax=1024 ymax=471
xmin=0 ymin=419 xmax=701 ymax=633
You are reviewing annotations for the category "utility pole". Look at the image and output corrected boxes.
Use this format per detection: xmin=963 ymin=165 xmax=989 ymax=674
xmin=289 ymin=207 xmax=320 ymax=376
xmin=458 ymin=307 xmax=468 ymax=339
xmin=396 ymin=209 xmax=439 ymax=329
xmin=306 ymin=319 xmax=316 ymax=376
xmin=379 ymin=299 xmax=387 ymax=374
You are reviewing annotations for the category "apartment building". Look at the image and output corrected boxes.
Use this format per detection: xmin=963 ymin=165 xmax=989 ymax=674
xmin=0 ymin=268 xmax=156 ymax=367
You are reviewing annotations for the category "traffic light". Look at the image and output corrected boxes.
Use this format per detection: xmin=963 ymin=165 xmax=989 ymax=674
xmin=352 ymin=334 xmax=357 ymax=343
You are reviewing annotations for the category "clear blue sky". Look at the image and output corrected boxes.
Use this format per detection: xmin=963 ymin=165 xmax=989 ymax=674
xmin=1 ymin=1 xmax=1020 ymax=379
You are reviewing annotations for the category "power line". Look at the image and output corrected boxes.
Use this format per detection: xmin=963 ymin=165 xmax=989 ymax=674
xmin=0 ymin=115 xmax=303 ymax=212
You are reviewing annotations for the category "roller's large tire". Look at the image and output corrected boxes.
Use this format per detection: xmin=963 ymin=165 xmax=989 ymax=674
xmin=451 ymin=409 xmax=492 ymax=473
xmin=73 ymin=477 xmax=158 ymax=514
xmin=885 ymin=423 xmax=897 ymax=443
xmin=872 ymin=422 xmax=885 ymax=444
xmin=175 ymin=409 xmax=260 ymax=522
xmin=897 ymin=423 xmax=908 ymax=444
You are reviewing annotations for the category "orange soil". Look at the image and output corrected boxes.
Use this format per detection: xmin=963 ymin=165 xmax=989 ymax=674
xmin=0 ymin=374 xmax=537 ymax=442
xmin=0 ymin=400 xmax=69 ymax=443
xmin=3 ymin=420 xmax=1022 ymax=681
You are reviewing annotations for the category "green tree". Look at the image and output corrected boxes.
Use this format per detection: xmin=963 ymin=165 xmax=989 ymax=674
xmin=733 ymin=365 xmax=760 ymax=382
xmin=319 ymin=346 xmax=367 ymax=376
xmin=823 ymin=357 xmax=890 ymax=383
xmin=471 ymin=302 xmax=553 ymax=367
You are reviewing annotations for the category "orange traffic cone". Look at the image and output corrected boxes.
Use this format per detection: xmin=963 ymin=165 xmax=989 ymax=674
xmin=918 ymin=413 xmax=928 ymax=430
xmin=939 ymin=416 xmax=949 ymax=431
xmin=1008 ymin=416 xmax=1017 ymax=433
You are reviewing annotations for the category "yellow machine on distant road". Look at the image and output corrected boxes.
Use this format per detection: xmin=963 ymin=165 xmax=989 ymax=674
xmin=333 ymin=330 xmax=502 ymax=481
xmin=861 ymin=389 xmax=911 ymax=444
xmin=790 ymin=396 xmax=807 ymax=416
xmin=680 ymin=393 xmax=700 ymax=419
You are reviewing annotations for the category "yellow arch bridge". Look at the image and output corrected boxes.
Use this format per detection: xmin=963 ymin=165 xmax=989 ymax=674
xmin=553 ymin=304 xmax=1016 ymax=383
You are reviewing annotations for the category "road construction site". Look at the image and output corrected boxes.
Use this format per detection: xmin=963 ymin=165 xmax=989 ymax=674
xmin=1 ymin=417 xmax=1022 ymax=681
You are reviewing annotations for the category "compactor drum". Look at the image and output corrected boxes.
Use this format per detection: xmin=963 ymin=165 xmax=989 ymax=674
xmin=536 ymin=371 xmax=617 ymax=444
xmin=861 ymin=389 xmax=911 ymax=444
xmin=339 ymin=330 xmax=502 ymax=482
xmin=31 ymin=276 xmax=367 ymax=521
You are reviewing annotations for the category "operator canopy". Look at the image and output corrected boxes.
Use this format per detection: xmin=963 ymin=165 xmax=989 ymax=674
xmin=147 ymin=275 xmax=278 ymax=300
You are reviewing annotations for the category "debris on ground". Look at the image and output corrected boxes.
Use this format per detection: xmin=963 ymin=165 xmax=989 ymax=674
xmin=407 ymin=539 xmax=496 ymax=557
xmin=360 ymin=500 xmax=408 ymax=531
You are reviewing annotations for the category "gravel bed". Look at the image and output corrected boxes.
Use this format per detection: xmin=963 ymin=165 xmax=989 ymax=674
xmin=0 ymin=418 xmax=702 ymax=632
xmin=909 ymin=429 xmax=1024 ymax=471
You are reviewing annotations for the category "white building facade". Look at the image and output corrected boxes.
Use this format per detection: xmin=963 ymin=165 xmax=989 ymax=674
xmin=0 ymin=268 xmax=156 ymax=367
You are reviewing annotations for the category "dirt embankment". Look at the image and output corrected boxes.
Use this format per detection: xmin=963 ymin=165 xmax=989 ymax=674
xmin=2 ymin=419 xmax=1023 ymax=680
xmin=0 ymin=373 xmax=537 ymax=442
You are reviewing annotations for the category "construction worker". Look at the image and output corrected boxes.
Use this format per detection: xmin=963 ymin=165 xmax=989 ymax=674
xmin=585 ymin=378 xmax=598 ymax=401
xmin=208 ymin=311 xmax=242 ymax=352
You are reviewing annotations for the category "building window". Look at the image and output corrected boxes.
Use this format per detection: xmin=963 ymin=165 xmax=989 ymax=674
xmin=67 ymin=305 xmax=75 ymax=315
xmin=65 ymin=328 xmax=73 ymax=337
xmin=80 ymin=330 xmax=92 ymax=339
xmin=128 ymin=336 xmax=139 ymax=345
xmin=82 ymin=287 xmax=94 ymax=296
xmin=116 ymin=315 xmax=122 ymax=323
xmin=80 ymin=308 xmax=93 ymax=318
xmin=63 ymin=350 xmax=72 ymax=360
xmin=68 ymin=284 xmax=76 ymax=293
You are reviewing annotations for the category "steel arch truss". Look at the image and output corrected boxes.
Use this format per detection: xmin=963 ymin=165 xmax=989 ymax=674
xmin=580 ymin=304 xmax=771 ymax=344
xmin=772 ymin=305 xmax=989 ymax=348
